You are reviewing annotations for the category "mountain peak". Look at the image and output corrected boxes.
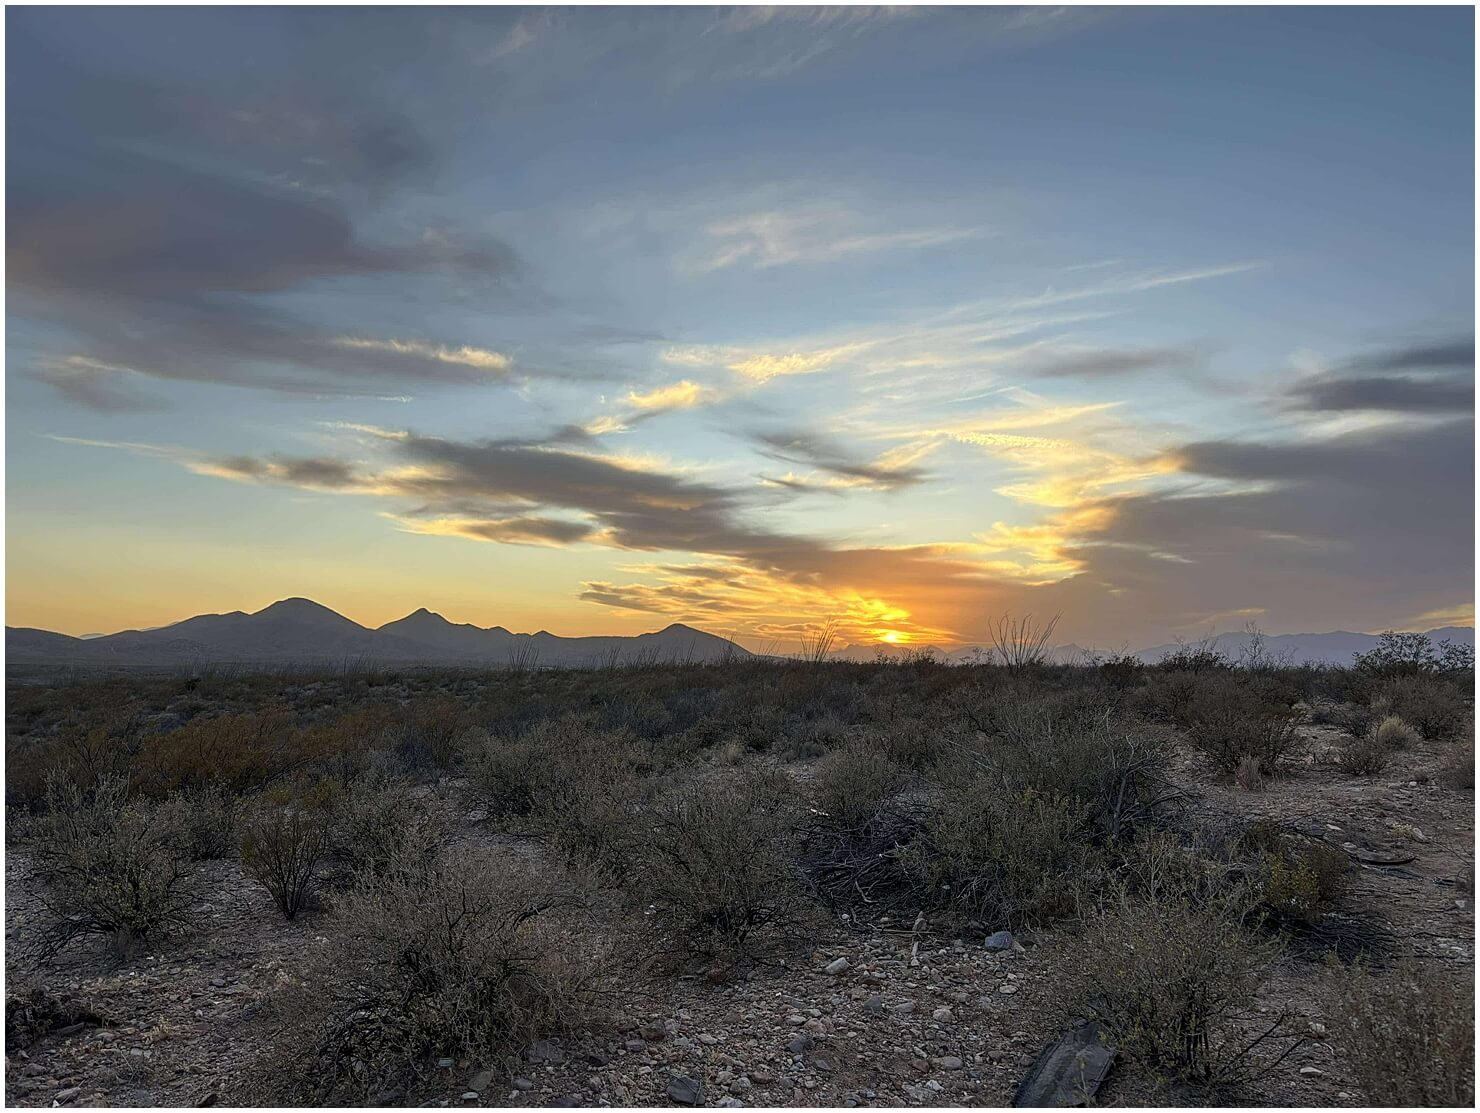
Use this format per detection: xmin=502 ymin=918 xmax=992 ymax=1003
xmin=252 ymin=598 xmax=357 ymax=625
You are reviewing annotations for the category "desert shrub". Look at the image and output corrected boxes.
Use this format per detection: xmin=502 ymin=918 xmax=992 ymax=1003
xmin=812 ymin=742 xmax=906 ymax=829
xmin=1323 ymin=955 xmax=1475 ymax=1106
xmin=1372 ymin=675 xmax=1471 ymax=743
xmin=909 ymin=782 xmax=1093 ymax=928
xmin=465 ymin=717 xmax=646 ymax=874
xmin=1129 ymin=669 xmax=1204 ymax=726
xmin=5 ymin=987 xmax=109 ymax=1050
xmin=326 ymin=774 xmax=449 ymax=882
xmin=241 ymin=803 xmax=330 ymax=920
xmin=264 ymin=849 xmax=607 ymax=1103
xmin=1439 ymin=737 xmax=1474 ymax=790
xmin=157 ymin=784 xmax=240 ymax=860
xmin=27 ymin=774 xmax=200 ymax=957
xmin=1098 ymin=652 xmax=1144 ymax=691
xmin=1352 ymin=630 xmax=1440 ymax=677
xmin=1336 ymin=731 xmax=1392 ymax=775
xmin=1181 ymin=676 xmax=1300 ymax=777
xmin=1241 ymin=823 xmax=1349 ymax=926
xmin=984 ymin=709 xmax=1174 ymax=841
xmin=635 ymin=769 xmax=808 ymax=961
xmin=393 ymin=695 xmax=470 ymax=771
xmin=1157 ymin=638 xmax=1231 ymax=673
xmin=134 ymin=709 xmax=308 ymax=796
xmin=1064 ymin=891 xmax=1288 ymax=1087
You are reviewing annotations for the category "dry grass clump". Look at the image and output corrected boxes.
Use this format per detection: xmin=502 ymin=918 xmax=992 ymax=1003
xmin=28 ymin=774 xmax=201 ymax=957
xmin=634 ymin=769 xmax=809 ymax=962
xmin=1371 ymin=714 xmax=1421 ymax=750
xmin=812 ymin=742 xmax=906 ymax=830
xmin=1323 ymin=955 xmax=1474 ymax=1106
xmin=241 ymin=802 xmax=330 ymax=920
xmin=1063 ymin=885 xmax=1293 ymax=1089
xmin=263 ymin=848 xmax=608 ymax=1103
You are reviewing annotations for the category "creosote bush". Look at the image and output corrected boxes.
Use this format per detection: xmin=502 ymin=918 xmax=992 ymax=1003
xmin=812 ymin=742 xmax=906 ymax=830
xmin=465 ymin=717 xmax=647 ymax=875
xmin=910 ymin=782 xmax=1092 ymax=928
xmin=1180 ymin=676 xmax=1300 ymax=778
xmin=1323 ymin=955 xmax=1474 ymax=1106
xmin=326 ymin=773 xmax=449 ymax=882
xmin=1064 ymin=890 xmax=1290 ymax=1088
xmin=264 ymin=849 xmax=607 ymax=1103
xmin=157 ymin=783 xmax=241 ymax=860
xmin=241 ymin=803 xmax=330 ymax=920
xmin=28 ymin=774 xmax=200 ymax=957
xmin=635 ymin=769 xmax=808 ymax=962
xmin=1371 ymin=674 xmax=1471 ymax=743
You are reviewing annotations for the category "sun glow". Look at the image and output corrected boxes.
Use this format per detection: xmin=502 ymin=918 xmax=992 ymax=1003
xmin=876 ymin=629 xmax=909 ymax=644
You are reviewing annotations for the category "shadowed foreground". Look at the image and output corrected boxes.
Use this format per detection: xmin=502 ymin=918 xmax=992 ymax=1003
xmin=5 ymin=643 xmax=1474 ymax=1107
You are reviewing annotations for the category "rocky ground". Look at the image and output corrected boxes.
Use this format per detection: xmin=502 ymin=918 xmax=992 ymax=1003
xmin=4 ymin=719 xmax=1473 ymax=1108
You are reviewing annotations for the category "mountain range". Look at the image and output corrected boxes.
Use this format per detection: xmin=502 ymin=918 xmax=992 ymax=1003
xmin=5 ymin=598 xmax=749 ymax=669
xmin=5 ymin=598 xmax=1472 ymax=671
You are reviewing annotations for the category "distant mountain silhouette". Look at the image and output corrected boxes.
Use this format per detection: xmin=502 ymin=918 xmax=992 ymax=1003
xmin=1134 ymin=626 xmax=1474 ymax=666
xmin=823 ymin=626 xmax=1474 ymax=667
xmin=8 ymin=600 xmax=1472 ymax=671
xmin=5 ymin=598 xmax=748 ymax=669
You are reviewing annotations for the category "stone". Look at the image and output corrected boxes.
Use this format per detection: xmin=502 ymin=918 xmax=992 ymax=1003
xmin=437 ymin=1058 xmax=455 ymax=1069
xmin=667 ymin=1076 xmax=704 ymax=1106
xmin=513 ymin=1078 xmax=536 ymax=1091
xmin=468 ymin=1070 xmax=495 ymax=1093
xmin=892 ymin=1001 xmax=915 ymax=1015
xmin=459 ymin=1092 xmax=478 ymax=1103
xmin=931 ymin=1006 xmax=954 ymax=1023
xmin=1300 ymin=1067 xmax=1325 ymax=1077
xmin=983 ymin=931 xmax=1020 ymax=952
xmin=933 ymin=1055 xmax=964 ymax=1070
xmin=698 ymin=1033 xmax=719 ymax=1046
xmin=55 ymin=1088 xmax=82 ymax=1103
xmin=528 ymin=1038 xmax=565 ymax=1063
xmin=750 ymin=1069 xmax=777 ymax=1085
xmin=638 ymin=1023 xmax=667 ymax=1042
xmin=730 ymin=1076 xmax=753 ymax=1094
xmin=824 ymin=957 xmax=851 ymax=975
xmin=998 ymin=983 xmax=1019 ymax=995
xmin=786 ymin=1033 xmax=814 ymax=1055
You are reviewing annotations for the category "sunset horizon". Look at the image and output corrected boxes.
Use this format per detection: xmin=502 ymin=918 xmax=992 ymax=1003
xmin=7 ymin=5 xmax=1474 ymax=651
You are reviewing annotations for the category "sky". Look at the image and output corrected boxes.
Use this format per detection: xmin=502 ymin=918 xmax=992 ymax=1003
xmin=5 ymin=5 xmax=1475 ymax=650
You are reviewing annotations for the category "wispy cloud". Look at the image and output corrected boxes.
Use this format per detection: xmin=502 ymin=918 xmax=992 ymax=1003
xmin=679 ymin=205 xmax=987 ymax=273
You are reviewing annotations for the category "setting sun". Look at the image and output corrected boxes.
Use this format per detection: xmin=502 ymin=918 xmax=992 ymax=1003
xmin=877 ymin=630 xmax=909 ymax=645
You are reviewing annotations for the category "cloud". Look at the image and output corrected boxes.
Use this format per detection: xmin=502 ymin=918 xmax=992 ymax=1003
xmin=394 ymin=514 xmax=599 ymax=547
xmin=1030 ymin=345 xmax=1201 ymax=379
xmin=625 ymin=380 xmax=718 ymax=412
xmin=1284 ymin=335 xmax=1475 ymax=414
xmin=7 ymin=28 xmax=525 ymax=406
xmin=331 ymin=337 xmax=513 ymax=374
xmin=752 ymin=430 xmax=929 ymax=490
xmin=681 ymin=206 xmax=986 ymax=273
xmin=34 ymin=358 xmax=167 ymax=413
xmin=1008 ymin=416 xmax=1476 ymax=642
